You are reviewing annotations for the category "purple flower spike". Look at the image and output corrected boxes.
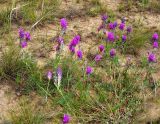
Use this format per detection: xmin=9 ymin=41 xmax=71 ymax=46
xmin=108 ymin=23 xmax=114 ymax=30
xmin=148 ymin=53 xmax=156 ymax=63
xmin=60 ymin=18 xmax=67 ymax=30
xmin=153 ymin=41 xmax=158 ymax=48
xmin=119 ymin=23 xmax=125 ymax=31
xmin=77 ymin=50 xmax=83 ymax=60
xmin=113 ymin=21 xmax=117 ymax=28
xmin=101 ymin=14 xmax=108 ymax=21
xmin=70 ymin=35 xmax=80 ymax=47
xmin=152 ymin=33 xmax=158 ymax=41
xmin=127 ymin=26 xmax=132 ymax=33
xmin=69 ymin=45 xmax=75 ymax=54
xmin=98 ymin=24 xmax=104 ymax=32
xmin=57 ymin=67 xmax=62 ymax=80
xmin=63 ymin=114 xmax=70 ymax=124
xmin=86 ymin=66 xmax=93 ymax=75
xmin=122 ymin=35 xmax=127 ymax=42
xmin=107 ymin=32 xmax=115 ymax=42
xmin=110 ymin=48 xmax=116 ymax=57
xmin=99 ymin=45 xmax=105 ymax=52
xmin=47 ymin=71 xmax=52 ymax=80
xmin=20 ymin=41 xmax=27 ymax=48
xmin=25 ymin=32 xmax=31 ymax=41
xmin=18 ymin=28 xmax=25 ymax=39
xmin=95 ymin=54 xmax=102 ymax=62
xmin=75 ymin=35 xmax=81 ymax=42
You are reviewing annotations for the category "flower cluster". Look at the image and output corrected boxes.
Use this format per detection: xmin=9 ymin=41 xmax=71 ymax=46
xmin=96 ymin=15 xmax=133 ymax=62
xmin=69 ymin=35 xmax=81 ymax=55
xmin=60 ymin=18 xmax=68 ymax=31
xmin=152 ymin=33 xmax=159 ymax=49
xmin=18 ymin=28 xmax=31 ymax=48
xmin=148 ymin=33 xmax=159 ymax=63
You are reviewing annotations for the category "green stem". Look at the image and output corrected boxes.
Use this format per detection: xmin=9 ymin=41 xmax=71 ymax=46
xmin=57 ymin=87 xmax=74 ymax=115
xmin=45 ymin=80 xmax=50 ymax=102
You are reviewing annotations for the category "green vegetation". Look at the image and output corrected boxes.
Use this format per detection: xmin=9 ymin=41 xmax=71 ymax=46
xmin=0 ymin=0 xmax=160 ymax=124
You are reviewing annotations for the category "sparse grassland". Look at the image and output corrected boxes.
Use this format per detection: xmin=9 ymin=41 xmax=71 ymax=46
xmin=0 ymin=0 xmax=160 ymax=124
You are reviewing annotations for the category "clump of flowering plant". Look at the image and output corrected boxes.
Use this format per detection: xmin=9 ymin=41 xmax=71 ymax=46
xmin=18 ymin=28 xmax=31 ymax=48
xmin=68 ymin=35 xmax=81 ymax=55
xmin=56 ymin=18 xmax=68 ymax=54
xmin=98 ymin=14 xmax=108 ymax=33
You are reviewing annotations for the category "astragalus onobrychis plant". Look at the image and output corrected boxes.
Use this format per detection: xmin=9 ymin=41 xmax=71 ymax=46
xmin=1 ymin=12 xmax=159 ymax=124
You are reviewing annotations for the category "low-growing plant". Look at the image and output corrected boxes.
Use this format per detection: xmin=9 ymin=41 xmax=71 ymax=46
xmin=86 ymin=0 xmax=108 ymax=17
xmin=124 ymin=29 xmax=151 ymax=55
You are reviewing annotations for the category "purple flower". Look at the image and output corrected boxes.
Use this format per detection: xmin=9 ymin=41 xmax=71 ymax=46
xmin=113 ymin=21 xmax=117 ymax=28
xmin=152 ymin=33 xmax=158 ymax=41
xmin=98 ymin=24 xmax=104 ymax=32
xmin=148 ymin=53 xmax=156 ymax=62
xmin=101 ymin=14 xmax=108 ymax=21
xmin=58 ymin=37 xmax=64 ymax=45
xmin=107 ymin=32 xmax=115 ymax=42
xmin=119 ymin=23 xmax=125 ymax=30
xmin=86 ymin=66 xmax=93 ymax=75
xmin=60 ymin=18 xmax=67 ymax=30
xmin=77 ymin=50 xmax=83 ymax=59
xmin=99 ymin=45 xmax=105 ymax=52
xmin=122 ymin=35 xmax=127 ymax=42
xmin=47 ymin=71 xmax=52 ymax=80
xmin=95 ymin=54 xmax=102 ymax=62
xmin=75 ymin=35 xmax=81 ymax=41
xmin=57 ymin=67 xmax=62 ymax=80
xmin=153 ymin=41 xmax=158 ymax=48
xmin=18 ymin=28 xmax=25 ymax=39
xmin=63 ymin=114 xmax=70 ymax=124
xmin=108 ymin=23 xmax=114 ymax=30
xmin=20 ymin=41 xmax=27 ymax=48
xmin=69 ymin=45 xmax=75 ymax=53
xmin=110 ymin=48 xmax=116 ymax=57
xmin=25 ymin=32 xmax=31 ymax=41
xmin=127 ymin=26 xmax=132 ymax=33
xmin=70 ymin=35 xmax=80 ymax=47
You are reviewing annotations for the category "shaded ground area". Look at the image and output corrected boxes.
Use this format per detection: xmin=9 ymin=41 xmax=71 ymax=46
xmin=0 ymin=82 xmax=17 ymax=123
